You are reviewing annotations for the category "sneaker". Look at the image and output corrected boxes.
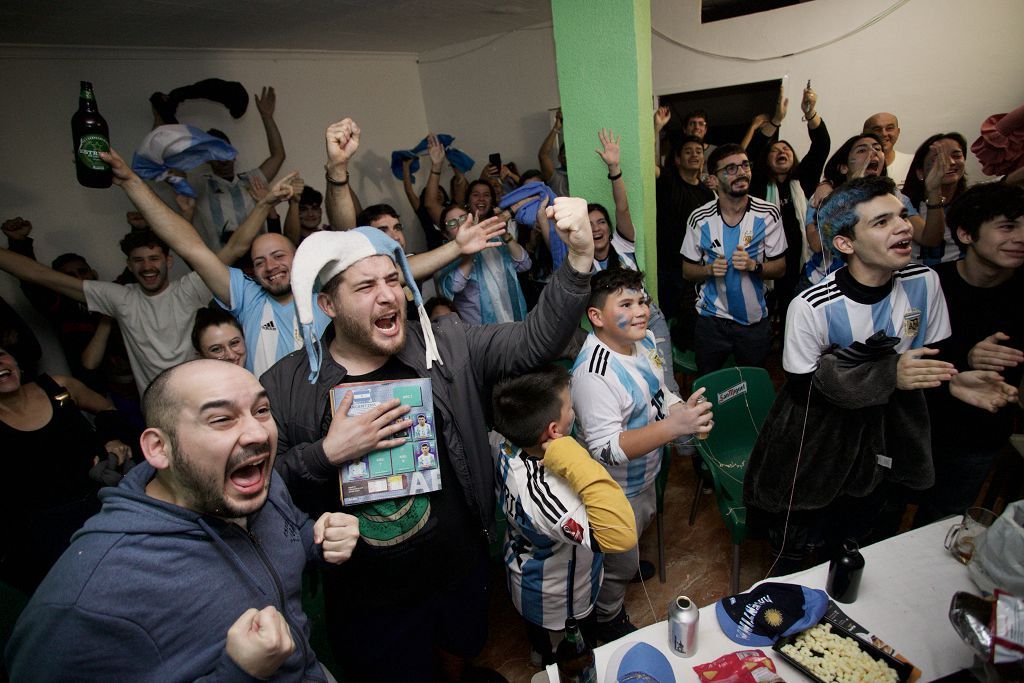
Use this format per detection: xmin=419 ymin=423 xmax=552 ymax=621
xmin=596 ymin=608 xmax=637 ymax=643
xmin=630 ymin=559 xmax=656 ymax=583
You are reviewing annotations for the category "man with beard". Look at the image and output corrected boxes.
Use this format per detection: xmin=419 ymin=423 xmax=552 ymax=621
xmin=97 ymin=148 xmax=307 ymax=379
xmin=682 ymin=144 xmax=787 ymax=376
xmin=262 ymin=189 xmax=593 ymax=681
xmin=0 ymin=226 xmax=211 ymax=394
xmin=6 ymin=359 xmax=360 ymax=681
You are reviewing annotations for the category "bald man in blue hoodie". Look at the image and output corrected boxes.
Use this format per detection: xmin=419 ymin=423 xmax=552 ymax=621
xmin=6 ymin=360 xmax=359 ymax=682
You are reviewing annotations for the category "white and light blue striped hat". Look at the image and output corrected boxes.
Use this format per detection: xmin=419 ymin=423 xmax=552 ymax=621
xmin=291 ymin=227 xmax=442 ymax=382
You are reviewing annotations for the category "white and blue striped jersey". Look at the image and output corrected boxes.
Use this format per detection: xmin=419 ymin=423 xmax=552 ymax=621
xmin=217 ymin=268 xmax=330 ymax=378
xmin=910 ymin=202 xmax=964 ymax=266
xmin=194 ymin=168 xmax=266 ymax=250
xmin=571 ymin=331 xmax=681 ymax=498
xmin=494 ymin=437 xmax=602 ymax=630
xmin=681 ymin=197 xmax=787 ymax=324
xmin=783 ymin=264 xmax=951 ymax=374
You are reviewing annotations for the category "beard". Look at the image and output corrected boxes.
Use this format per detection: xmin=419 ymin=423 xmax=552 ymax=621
xmin=333 ymin=299 xmax=407 ymax=358
xmin=167 ymin=433 xmax=273 ymax=519
xmin=257 ymin=274 xmax=291 ymax=297
xmin=723 ymin=177 xmax=750 ymax=199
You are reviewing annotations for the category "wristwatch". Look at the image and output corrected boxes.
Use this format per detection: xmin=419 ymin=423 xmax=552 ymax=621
xmin=752 ymin=262 xmax=763 ymax=275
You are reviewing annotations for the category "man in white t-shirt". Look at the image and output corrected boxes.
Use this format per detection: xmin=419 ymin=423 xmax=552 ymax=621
xmin=863 ymin=112 xmax=913 ymax=189
xmin=194 ymin=86 xmax=286 ymax=249
xmin=0 ymin=228 xmax=210 ymax=394
xmin=682 ymin=144 xmax=787 ymax=376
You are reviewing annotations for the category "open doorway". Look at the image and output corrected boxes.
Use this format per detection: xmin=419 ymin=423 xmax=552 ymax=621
xmin=657 ymin=78 xmax=782 ymax=150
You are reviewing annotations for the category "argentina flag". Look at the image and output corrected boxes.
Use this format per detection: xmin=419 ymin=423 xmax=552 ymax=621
xmin=131 ymin=124 xmax=236 ymax=197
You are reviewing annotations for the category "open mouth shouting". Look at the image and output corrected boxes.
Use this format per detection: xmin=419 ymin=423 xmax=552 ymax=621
xmin=374 ymin=311 xmax=401 ymax=337
xmin=227 ymin=449 xmax=271 ymax=497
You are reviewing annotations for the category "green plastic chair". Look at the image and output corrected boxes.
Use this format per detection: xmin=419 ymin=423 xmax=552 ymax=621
xmin=690 ymin=366 xmax=776 ymax=594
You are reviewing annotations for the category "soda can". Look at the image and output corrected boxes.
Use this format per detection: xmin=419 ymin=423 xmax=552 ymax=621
xmin=696 ymin=395 xmax=710 ymax=440
xmin=668 ymin=595 xmax=699 ymax=657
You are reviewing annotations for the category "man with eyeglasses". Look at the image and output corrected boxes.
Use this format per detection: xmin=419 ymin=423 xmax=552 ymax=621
xmin=682 ymin=144 xmax=787 ymax=376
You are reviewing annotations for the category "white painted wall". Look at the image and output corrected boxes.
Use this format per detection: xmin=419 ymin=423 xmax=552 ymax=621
xmin=417 ymin=24 xmax=561 ymax=183
xmin=0 ymin=45 xmax=429 ymax=372
xmin=651 ymin=0 xmax=1024 ymax=178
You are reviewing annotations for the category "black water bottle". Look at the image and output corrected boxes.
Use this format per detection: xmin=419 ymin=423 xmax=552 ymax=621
xmin=826 ymin=539 xmax=864 ymax=603
xmin=556 ymin=618 xmax=597 ymax=683
xmin=71 ymin=81 xmax=112 ymax=188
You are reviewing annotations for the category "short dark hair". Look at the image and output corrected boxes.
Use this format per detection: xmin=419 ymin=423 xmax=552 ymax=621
xmin=707 ymin=144 xmax=746 ymax=175
xmin=684 ymin=109 xmax=708 ymax=125
xmin=51 ymin=253 xmax=89 ymax=271
xmin=143 ymin=362 xmax=189 ymax=440
xmin=191 ymin=306 xmax=243 ymax=354
xmin=424 ymin=296 xmax=457 ymax=318
xmin=492 ymin=364 xmax=571 ymax=449
xmin=120 ymin=229 xmax=169 ymax=257
xmin=206 ymin=128 xmax=231 ymax=144
xmin=817 ymin=175 xmax=897 ymax=250
xmin=677 ymin=134 xmax=704 ymax=149
xmin=520 ymin=168 xmax=544 ymax=184
xmin=588 ymin=268 xmax=646 ymax=310
xmin=357 ymin=203 xmax=399 ymax=227
xmin=299 ymin=186 xmax=322 ymax=207
xmin=946 ymin=182 xmax=1024 ymax=244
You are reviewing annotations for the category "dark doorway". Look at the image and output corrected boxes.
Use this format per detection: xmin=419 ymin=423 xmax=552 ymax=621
xmin=702 ymin=0 xmax=815 ymax=24
xmin=657 ymin=78 xmax=781 ymax=151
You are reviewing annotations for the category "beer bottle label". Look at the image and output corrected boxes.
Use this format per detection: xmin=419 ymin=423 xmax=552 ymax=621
xmin=78 ymin=134 xmax=110 ymax=170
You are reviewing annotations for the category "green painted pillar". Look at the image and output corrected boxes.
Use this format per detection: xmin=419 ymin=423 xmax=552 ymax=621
xmin=550 ymin=0 xmax=657 ymax=299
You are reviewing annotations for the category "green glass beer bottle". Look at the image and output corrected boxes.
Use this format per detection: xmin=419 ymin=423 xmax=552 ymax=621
xmin=71 ymin=81 xmax=112 ymax=188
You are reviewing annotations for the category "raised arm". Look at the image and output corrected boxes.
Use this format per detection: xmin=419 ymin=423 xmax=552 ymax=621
xmin=596 ymin=128 xmax=635 ymax=242
xmin=324 ymin=118 xmax=360 ymax=230
xmin=219 ymin=172 xmax=298 ymax=264
xmin=401 ymin=158 xmax=420 ymax=212
xmin=254 ymin=87 xmax=286 ymax=181
xmin=0 ymin=247 xmax=85 ymax=303
xmin=422 ymin=135 xmax=447 ymax=226
xmin=406 ymin=214 xmax=507 ymax=281
xmin=653 ymin=106 xmax=671 ymax=178
xmin=282 ymin=174 xmax=305 ymax=244
xmin=538 ymin=109 xmax=562 ymax=181
xmin=916 ymin=143 xmax=954 ymax=247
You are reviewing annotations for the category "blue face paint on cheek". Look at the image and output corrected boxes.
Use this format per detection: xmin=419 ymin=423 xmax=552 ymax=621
xmin=616 ymin=314 xmax=629 ymax=330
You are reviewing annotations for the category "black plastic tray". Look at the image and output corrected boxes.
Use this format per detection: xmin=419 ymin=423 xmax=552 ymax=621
xmin=772 ymin=615 xmax=914 ymax=682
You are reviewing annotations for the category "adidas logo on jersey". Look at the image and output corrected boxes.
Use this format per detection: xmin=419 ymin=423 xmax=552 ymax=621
xmin=262 ymin=321 xmax=277 ymax=331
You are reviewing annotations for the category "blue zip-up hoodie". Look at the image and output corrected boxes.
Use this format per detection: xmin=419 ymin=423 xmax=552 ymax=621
xmin=6 ymin=462 xmax=328 ymax=682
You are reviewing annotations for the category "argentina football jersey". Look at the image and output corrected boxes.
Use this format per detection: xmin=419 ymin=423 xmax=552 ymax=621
xmin=681 ymin=197 xmax=787 ymax=324
xmin=571 ymin=332 xmax=680 ymax=498
xmin=783 ymin=264 xmax=951 ymax=374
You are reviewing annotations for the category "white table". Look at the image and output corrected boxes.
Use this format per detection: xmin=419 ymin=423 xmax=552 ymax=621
xmin=545 ymin=519 xmax=978 ymax=681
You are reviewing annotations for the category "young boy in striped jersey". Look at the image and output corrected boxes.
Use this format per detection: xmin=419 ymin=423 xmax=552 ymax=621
xmin=745 ymin=176 xmax=1017 ymax=572
xmin=571 ymin=268 xmax=714 ymax=642
xmin=491 ymin=365 xmax=638 ymax=666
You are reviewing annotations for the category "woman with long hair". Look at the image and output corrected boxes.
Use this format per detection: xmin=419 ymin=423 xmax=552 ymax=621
xmin=902 ymin=132 xmax=969 ymax=265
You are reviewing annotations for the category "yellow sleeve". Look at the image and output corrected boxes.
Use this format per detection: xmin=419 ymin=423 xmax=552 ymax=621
xmin=543 ymin=437 xmax=638 ymax=553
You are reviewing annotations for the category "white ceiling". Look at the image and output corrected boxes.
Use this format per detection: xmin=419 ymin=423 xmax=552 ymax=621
xmin=0 ymin=0 xmax=553 ymax=54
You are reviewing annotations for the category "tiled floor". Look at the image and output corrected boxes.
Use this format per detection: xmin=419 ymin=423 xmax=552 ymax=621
xmin=475 ymin=446 xmax=775 ymax=682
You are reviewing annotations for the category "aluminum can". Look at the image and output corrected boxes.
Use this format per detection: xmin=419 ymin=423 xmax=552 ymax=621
xmin=696 ymin=395 xmax=710 ymax=440
xmin=668 ymin=595 xmax=699 ymax=657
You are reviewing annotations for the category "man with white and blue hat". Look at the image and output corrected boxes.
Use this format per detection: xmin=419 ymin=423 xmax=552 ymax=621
xmin=262 ymin=196 xmax=594 ymax=682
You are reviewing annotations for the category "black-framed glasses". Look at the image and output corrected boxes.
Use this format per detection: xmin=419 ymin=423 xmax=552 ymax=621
xmin=715 ymin=160 xmax=751 ymax=176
